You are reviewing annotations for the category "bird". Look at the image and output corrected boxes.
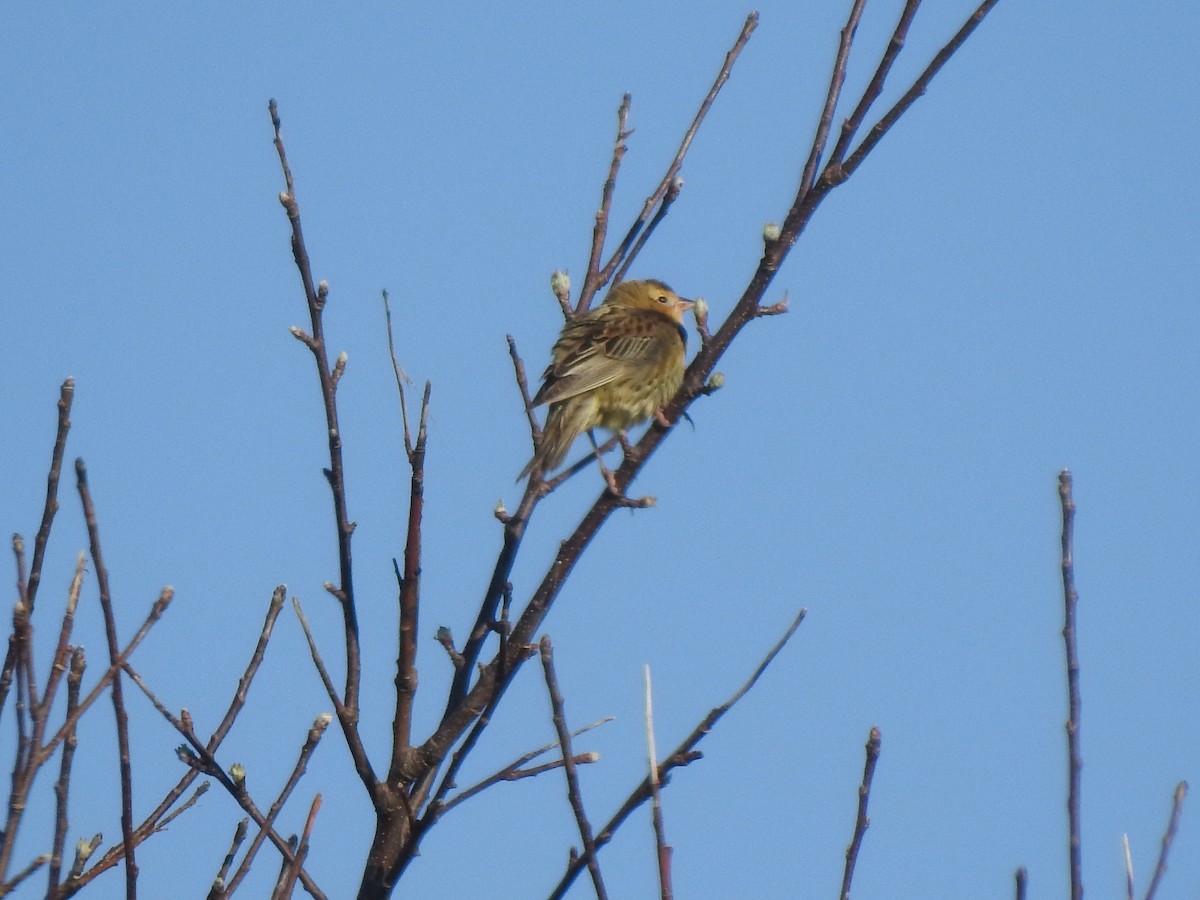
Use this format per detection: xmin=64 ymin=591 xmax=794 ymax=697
xmin=520 ymin=278 xmax=694 ymax=479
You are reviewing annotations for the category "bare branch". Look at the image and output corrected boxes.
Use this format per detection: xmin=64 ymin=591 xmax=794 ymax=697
xmin=541 ymin=637 xmax=607 ymax=900
xmin=1143 ymin=781 xmax=1187 ymax=900
xmin=75 ymin=457 xmax=138 ymax=898
xmin=549 ymin=608 xmax=806 ymax=898
xmin=441 ymin=718 xmax=611 ymax=815
xmin=1014 ymin=867 xmax=1027 ymax=900
xmin=381 ymin=289 xmax=415 ymax=460
xmin=269 ymin=99 xmax=366 ymax=773
xmin=798 ymin=0 xmax=868 ymax=197
xmin=1058 ymin=469 xmax=1082 ymax=900
xmin=207 ymin=819 xmax=248 ymax=900
xmin=391 ymin=381 xmax=430 ymax=784
xmin=839 ymin=727 xmax=882 ymax=900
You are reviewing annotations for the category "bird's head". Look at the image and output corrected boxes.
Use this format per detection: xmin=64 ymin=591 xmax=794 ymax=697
xmin=603 ymin=279 xmax=695 ymax=323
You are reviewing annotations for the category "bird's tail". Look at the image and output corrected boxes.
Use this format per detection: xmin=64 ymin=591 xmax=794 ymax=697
xmin=518 ymin=400 xmax=590 ymax=481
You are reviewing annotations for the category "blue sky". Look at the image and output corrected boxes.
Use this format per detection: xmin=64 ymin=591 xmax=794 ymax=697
xmin=2 ymin=2 xmax=1198 ymax=897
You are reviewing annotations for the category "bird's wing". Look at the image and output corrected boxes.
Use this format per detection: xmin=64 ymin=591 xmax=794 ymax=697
xmin=531 ymin=310 xmax=671 ymax=407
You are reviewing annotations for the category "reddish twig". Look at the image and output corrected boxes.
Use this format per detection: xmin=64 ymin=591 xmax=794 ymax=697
xmin=839 ymin=727 xmax=882 ymax=900
xmin=1058 ymin=469 xmax=1082 ymax=900
xmin=1143 ymin=781 xmax=1187 ymax=900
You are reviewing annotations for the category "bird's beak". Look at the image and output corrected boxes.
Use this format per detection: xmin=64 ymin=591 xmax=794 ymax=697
xmin=678 ymin=299 xmax=696 ymax=312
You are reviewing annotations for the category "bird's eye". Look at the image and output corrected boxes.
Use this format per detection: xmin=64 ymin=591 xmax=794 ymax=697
xmin=656 ymin=295 xmax=668 ymax=304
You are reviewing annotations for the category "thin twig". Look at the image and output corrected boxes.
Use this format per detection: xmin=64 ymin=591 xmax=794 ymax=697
xmin=442 ymin=717 xmax=611 ymax=815
xmin=270 ymin=100 xmax=369 ymax=793
xmin=540 ymin=637 xmax=607 ymax=900
xmin=839 ymin=0 xmax=1003 ymax=180
xmin=587 ymin=12 xmax=759 ymax=308
xmin=1014 ymin=867 xmax=1027 ymax=900
xmin=207 ymin=819 xmax=248 ymax=900
xmin=75 ymin=458 xmax=138 ymax=899
xmin=579 ymin=93 xmax=632 ymax=313
xmin=1058 ymin=469 xmax=1082 ymax=900
xmin=0 ymin=379 xmax=73 ymax=727
xmin=839 ymin=727 xmax=882 ymax=900
xmin=829 ymin=0 xmax=922 ymax=166
xmin=381 ymin=289 xmax=415 ymax=460
xmin=644 ymin=666 xmax=671 ymax=900
xmin=798 ymin=0 xmax=868 ymax=197
xmin=549 ymin=608 xmax=806 ymax=898
xmin=48 ymin=648 xmax=85 ymax=895
xmin=1143 ymin=781 xmax=1187 ymax=900
xmin=225 ymin=717 xmax=331 ymax=896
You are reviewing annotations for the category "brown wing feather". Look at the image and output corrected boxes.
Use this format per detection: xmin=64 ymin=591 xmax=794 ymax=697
xmin=531 ymin=308 xmax=675 ymax=407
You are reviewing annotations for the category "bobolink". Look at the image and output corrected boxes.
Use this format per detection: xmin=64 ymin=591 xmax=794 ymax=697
xmin=520 ymin=279 xmax=694 ymax=479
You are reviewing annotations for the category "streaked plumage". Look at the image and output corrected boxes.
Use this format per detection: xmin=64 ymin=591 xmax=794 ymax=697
xmin=520 ymin=279 xmax=694 ymax=479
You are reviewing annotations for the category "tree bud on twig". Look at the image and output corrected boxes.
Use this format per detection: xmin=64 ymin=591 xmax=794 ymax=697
xmin=762 ymin=222 xmax=781 ymax=242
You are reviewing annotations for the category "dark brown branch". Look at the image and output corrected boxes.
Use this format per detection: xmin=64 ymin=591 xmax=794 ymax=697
xmin=579 ymin=93 xmax=632 ymax=313
xmin=224 ymin=716 xmax=331 ymax=897
xmin=839 ymin=727 xmax=882 ymax=900
xmin=269 ymin=100 xmax=367 ymax=779
xmin=829 ymin=0 xmax=922 ymax=166
xmin=207 ymin=819 xmax=248 ymax=900
xmin=587 ymin=12 xmax=759 ymax=307
xmin=508 ymin=335 xmax=540 ymax=438
xmin=71 ymin=589 xmax=284 ymax=895
xmin=390 ymin=382 xmax=431 ymax=784
xmin=549 ymin=608 xmax=806 ymax=898
xmin=0 ymin=379 xmax=74 ymax=726
xmin=122 ymin=663 xmax=326 ymax=900
xmin=1058 ymin=469 xmax=1082 ymax=900
xmin=38 ymin=553 xmax=85 ymax=730
xmin=840 ymin=0 xmax=1003 ymax=180
xmin=273 ymin=794 xmax=321 ymax=900
xmin=25 ymin=378 xmax=74 ymax=614
xmin=798 ymin=0 xmax=868 ymax=197
xmin=291 ymin=596 xmax=379 ymax=807
xmin=47 ymin=648 xmax=84 ymax=895
xmin=1 ymin=854 xmax=50 ymax=895
xmin=75 ymin=458 xmax=137 ymax=899
xmin=1014 ymin=867 xmax=1027 ymax=900
xmin=540 ymin=637 xmax=607 ymax=900
xmin=1143 ymin=781 xmax=1187 ymax=900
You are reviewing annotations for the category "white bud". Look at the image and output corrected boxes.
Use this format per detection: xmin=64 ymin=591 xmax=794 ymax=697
xmin=762 ymin=222 xmax=781 ymax=242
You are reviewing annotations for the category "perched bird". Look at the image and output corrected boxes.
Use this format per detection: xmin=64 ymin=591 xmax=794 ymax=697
xmin=520 ymin=279 xmax=694 ymax=479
